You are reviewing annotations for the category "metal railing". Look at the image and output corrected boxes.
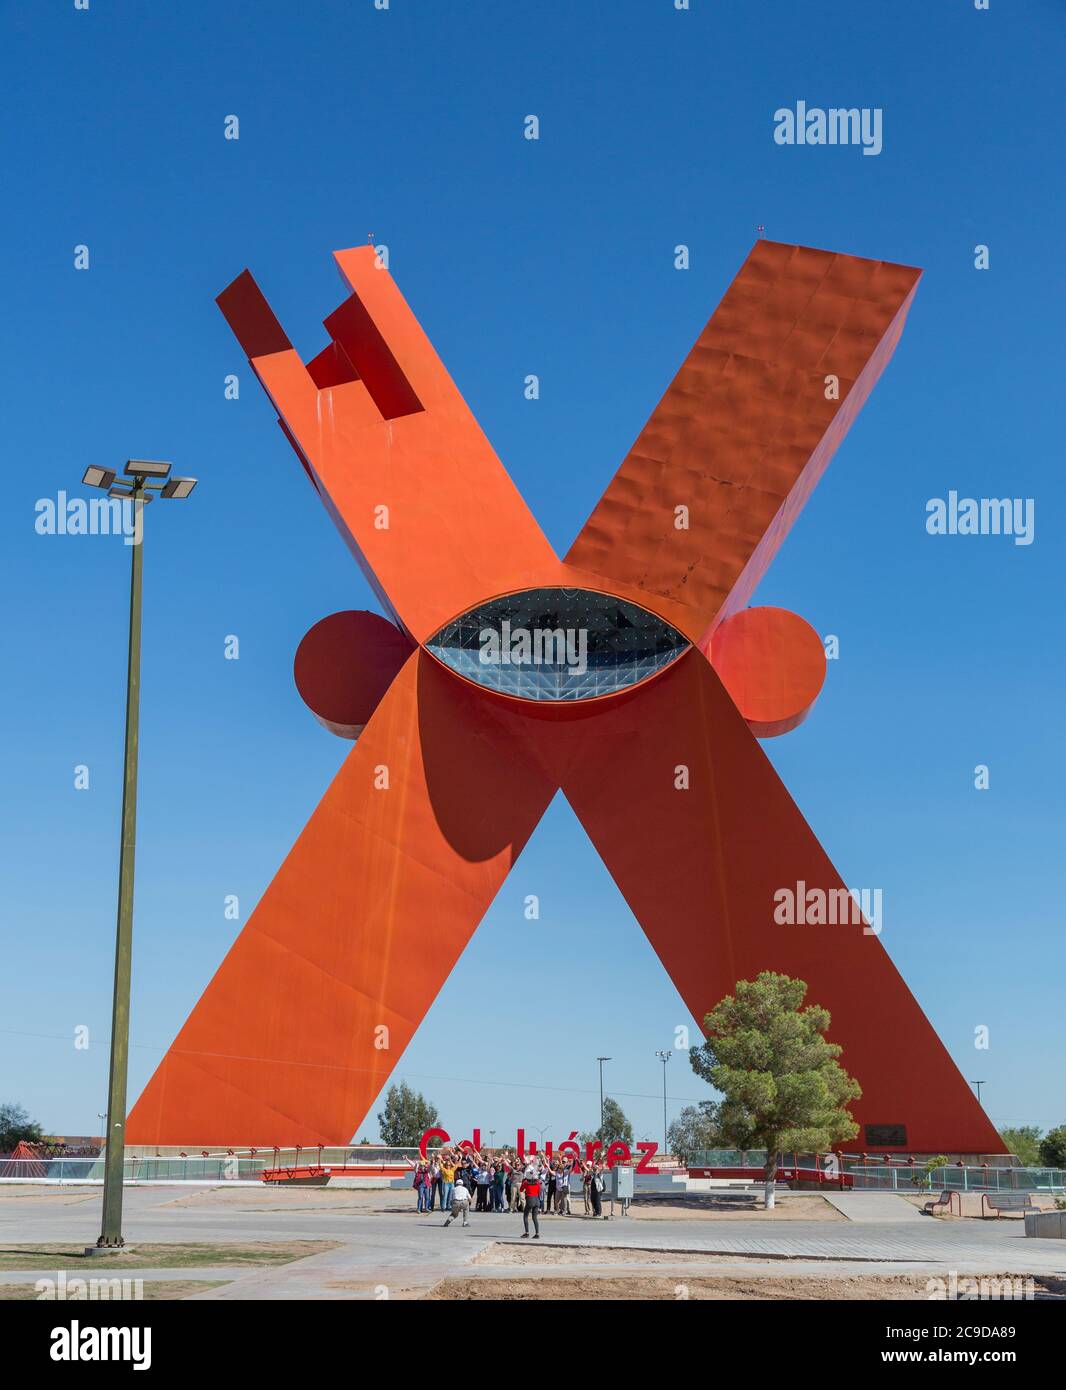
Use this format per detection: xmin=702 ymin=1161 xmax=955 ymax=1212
xmin=683 ymin=1151 xmax=1065 ymax=1193
xmin=0 ymin=1147 xmax=424 ymax=1184
xmin=849 ymin=1165 xmax=1066 ymax=1193
xmin=4 ymin=1151 xmax=1063 ymax=1192
xmin=686 ymin=1150 xmax=823 ymax=1169
xmin=0 ymin=1156 xmax=261 ymax=1183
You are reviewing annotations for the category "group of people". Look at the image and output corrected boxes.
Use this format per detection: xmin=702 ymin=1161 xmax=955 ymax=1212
xmin=411 ymin=1148 xmax=608 ymax=1234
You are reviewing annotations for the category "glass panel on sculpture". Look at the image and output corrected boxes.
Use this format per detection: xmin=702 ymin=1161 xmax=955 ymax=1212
xmin=425 ymin=588 xmax=690 ymax=702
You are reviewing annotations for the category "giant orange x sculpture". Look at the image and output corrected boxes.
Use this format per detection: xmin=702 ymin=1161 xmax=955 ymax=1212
xmin=128 ymin=240 xmax=1002 ymax=1154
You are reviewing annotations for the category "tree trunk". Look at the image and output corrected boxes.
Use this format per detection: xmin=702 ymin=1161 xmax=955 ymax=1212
xmin=764 ymin=1154 xmax=777 ymax=1210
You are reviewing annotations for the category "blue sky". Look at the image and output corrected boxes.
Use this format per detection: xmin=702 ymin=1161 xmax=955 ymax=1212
xmin=1 ymin=0 xmax=1062 ymax=1149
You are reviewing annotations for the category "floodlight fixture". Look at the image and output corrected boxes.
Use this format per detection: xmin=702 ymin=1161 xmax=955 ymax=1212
xmin=160 ymin=476 xmax=198 ymax=500
xmin=124 ymin=459 xmax=172 ymax=479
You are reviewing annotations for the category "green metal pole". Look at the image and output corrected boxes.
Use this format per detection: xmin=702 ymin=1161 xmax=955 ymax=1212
xmin=96 ymin=487 xmax=144 ymax=1249
xmin=662 ymin=1061 xmax=667 ymax=1157
xmin=598 ymin=1061 xmax=604 ymax=1135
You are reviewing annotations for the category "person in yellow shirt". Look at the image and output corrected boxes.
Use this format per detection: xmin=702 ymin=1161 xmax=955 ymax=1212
xmin=439 ymin=1154 xmax=457 ymax=1211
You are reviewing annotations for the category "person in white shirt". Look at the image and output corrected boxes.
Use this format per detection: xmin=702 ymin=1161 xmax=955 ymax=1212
xmin=556 ymin=1162 xmax=572 ymax=1214
xmin=475 ymin=1163 xmax=492 ymax=1211
xmin=444 ymin=1178 xmax=472 ymax=1228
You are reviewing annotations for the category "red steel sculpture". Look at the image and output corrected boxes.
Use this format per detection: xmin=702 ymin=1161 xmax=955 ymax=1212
xmin=128 ymin=240 xmax=1003 ymax=1155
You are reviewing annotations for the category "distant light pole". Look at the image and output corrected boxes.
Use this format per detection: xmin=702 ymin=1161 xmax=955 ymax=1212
xmin=655 ymin=1050 xmax=672 ymax=1154
xmin=82 ymin=459 xmax=197 ymax=1251
xmin=596 ymin=1057 xmax=611 ymax=1136
xmin=972 ymin=1081 xmax=986 ymax=1104
xmin=531 ymin=1124 xmax=550 ymax=1160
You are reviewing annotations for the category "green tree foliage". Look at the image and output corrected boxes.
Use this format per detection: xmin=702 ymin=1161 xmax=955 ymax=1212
xmin=998 ymin=1126 xmax=1043 ymax=1167
xmin=375 ymin=1082 xmax=440 ymax=1147
xmin=1038 ymin=1125 xmax=1066 ymax=1169
xmin=913 ymin=1154 xmax=950 ymax=1190
xmin=666 ymin=1101 xmax=723 ymax=1163
xmin=0 ymin=1102 xmax=44 ymax=1153
xmin=689 ymin=971 xmax=860 ymax=1207
xmin=580 ymin=1096 xmax=634 ymax=1148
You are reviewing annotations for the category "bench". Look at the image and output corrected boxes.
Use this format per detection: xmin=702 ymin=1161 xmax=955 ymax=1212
xmin=923 ymin=1189 xmax=961 ymax=1216
xmin=982 ymin=1192 xmax=1034 ymax=1218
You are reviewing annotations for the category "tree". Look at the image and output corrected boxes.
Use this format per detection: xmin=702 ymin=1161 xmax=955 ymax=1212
xmin=0 ymin=1102 xmax=44 ymax=1154
xmin=375 ymin=1082 xmax=439 ymax=1147
xmin=689 ymin=972 xmax=860 ymax=1209
xmin=912 ymin=1154 xmax=950 ymax=1191
xmin=580 ymin=1097 xmax=633 ymax=1149
xmin=999 ymin=1126 xmax=1043 ymax=1167
xmin=666 ymin=1101 xmax=723 ymax=1164
xmin=1038 ymin=1125 xmax=1066 ymax=1170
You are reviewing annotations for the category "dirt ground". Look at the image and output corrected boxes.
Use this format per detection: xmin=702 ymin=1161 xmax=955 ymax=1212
xmin=428 ymin=1274 xmax=941 ymax=1300
xmin=448 ymin=1244 xmax=1065 ymax=1301
xmin=473 ymin=1242 xmax=824 ymax=1268
xmin=432 ymin=1262 xmax=1066 ymax=1300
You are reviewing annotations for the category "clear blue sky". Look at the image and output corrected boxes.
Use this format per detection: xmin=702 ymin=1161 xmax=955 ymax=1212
xmin=1 ymin=0 xmax=1062 ymax=1148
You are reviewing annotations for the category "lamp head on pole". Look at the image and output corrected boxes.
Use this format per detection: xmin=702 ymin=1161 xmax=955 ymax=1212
xmin=82 ymin=460 xmax=198 ymax=502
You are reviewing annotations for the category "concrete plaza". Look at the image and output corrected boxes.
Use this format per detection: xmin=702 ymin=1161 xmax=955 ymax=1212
xmin=2 ymin=1183 xmax=1064 ymax=1300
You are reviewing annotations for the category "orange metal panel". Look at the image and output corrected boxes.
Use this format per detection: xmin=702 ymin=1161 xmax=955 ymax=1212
xmin=566 ymin=240 xmax=921 ymax=641
xmin=293 ymin=610 xmax=414 ymax=739
xmin=707 ymin=605 xmax=826 ymax=737
xmin=560 ymin=651 xmax=1003 ymax=1156
xmin=126 ymin=651 xmax=557 ymax=1146
xmin=217 ymin=249 xmax=558 ymax=644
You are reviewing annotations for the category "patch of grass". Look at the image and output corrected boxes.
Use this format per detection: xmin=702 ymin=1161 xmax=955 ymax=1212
xmin=0 ymin=1280 xmax=230 ymax=1301
xmin=0 ymin=1240 xmax=340 ymax=1271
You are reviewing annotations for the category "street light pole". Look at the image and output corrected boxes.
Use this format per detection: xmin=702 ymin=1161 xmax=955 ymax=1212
xmin=81 ymin=460 xmax=197 ymax=1252
xmin=596 ymin=1057 xmax=611 ymax=1137
xmin=96 ymin=485 xmax=144 ymax=1249
xmin=655 ymin=1050 xmax=671 ymax=1156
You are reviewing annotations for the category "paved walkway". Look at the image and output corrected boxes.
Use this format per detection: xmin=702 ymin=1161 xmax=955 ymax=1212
xmin=1 ymin=1185 xmax=1062 ymax=1300
xmin=824 ymin=1192 xmax=928 ymax=1222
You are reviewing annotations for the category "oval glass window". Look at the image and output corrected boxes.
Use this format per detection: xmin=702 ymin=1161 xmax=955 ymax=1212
xmin=424 ymin=588 xmax=690 ymax=702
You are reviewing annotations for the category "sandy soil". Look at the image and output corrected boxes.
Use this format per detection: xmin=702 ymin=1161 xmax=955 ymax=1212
xmin=473 ymin=1243 xmax=819 ymax=1268
xmin=431 ymin=1261 xmax=1066 ymax=1300
xmin=428 ymin=1274 xmax=940 ymax=1300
